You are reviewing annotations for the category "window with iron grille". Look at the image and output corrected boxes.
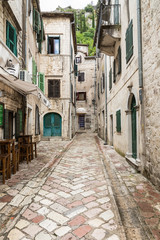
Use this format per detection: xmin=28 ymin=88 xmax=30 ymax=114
xmin=76 ymin=92 xmax=86 ymax=101
xmin=48 ymin=80 xmax=60 ymax=98
xmin=126 ymin=20 xmax=133 ymax=63
xmin=116 ymin=109 xmax=121 ymax=133
xmin=76 ymin=56 xmax=81 ymax=63
xmin=6 ymin=21 xmax=17 ymax=56
xmin=48 ymin=36 xmax=60 ymax=54
xmin=78 ymin=72 xmax=85 ymax=82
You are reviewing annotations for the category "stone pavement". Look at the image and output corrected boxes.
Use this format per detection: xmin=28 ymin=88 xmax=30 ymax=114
xmin=0 ymin=133 xmax=159 ymax=240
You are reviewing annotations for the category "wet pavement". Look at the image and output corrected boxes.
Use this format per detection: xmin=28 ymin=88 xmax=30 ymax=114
xmin=0 ymin=133 xmax=160 ymax=240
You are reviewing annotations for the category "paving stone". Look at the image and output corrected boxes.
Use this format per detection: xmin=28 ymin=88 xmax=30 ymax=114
xmin=23 ymin=224 xmax=42 ymax=237
xmin=45 ymin=192 xmax=58 ymax=200
xmin=15 ymin=219 xmax=30 ymax=229
xmin=65 ymin=206 xmax=87 ymax=218
xmin=40 ymin=199 xmax=52 ymax=206
xmin=54 ymin=226 xmax=71 ymax=237
xmin=35 ymin=231 xmax=52 ymax=240
xmin=81 ymin=190 xmax=95 ymax=197
xmin=8 ymin=228 xmax=25 ymax=240
xmin=102 ymin=219 xmax=117 ymax=231
xmin=38 ymin=190 xmax=49 ymax=196
xmin=37 ymin=207 xmax=49 ymax=215
xmin=20 ymin=187 xmax=35 ymax=196
xmin=73 ymin=225 xmax=92 ymax=238
xmin=22 ymin=209 xmax=37 ymax=220
xmin=68 ymin=215 xmax=86 ymax=227
xmin=100 ymin=210 xmax=114 ymax=221
xmin=70 ymin=184 xmax=85 ymax=190
xmin=57 ymin=191 xmax=71 ymax=198
xmin=20 ymin=195 xmax=34 ymax=206
xmin=0 ymin=195 xmax=13 ymax=202
xmin=50 ymin=202 xmax=68 ymax=213
xmin=70 ymin=189 xmax=84 ymax=195
xmin=61 ymin=233 xmax=77 ymax=240
xmin=39 ymin=219 xmax=57 ymax=232
xmin=47 ymin=211 xmax=69 ymax=224
xmin=9 ymin=194 xmax=25 ymax=207
xmin=34 ymin=196 xmax=43 ymax=202
xmin=82 ymin=196 xmax=96 ymax=203
xmin=84 ymin=208 xmax=103 ymax=218
xmin=32 ymin=215 xmax=45 ymax=223
xmin=88 ymin=218 xmax=104 ymax=227
xmin=92 ymin=229 xmax=106 ymax=240
xmin=85 ymin=201 xmax=99 ymax=209
xmin=107 ymin=234 xmax=120 ymax=240
xmin=97 ymin=197 xmax=110 ymax=204
xmin=29 ymin=203 xmax=41 ymax=211
xmin=0 ymin=202 xmax=7 ymax=210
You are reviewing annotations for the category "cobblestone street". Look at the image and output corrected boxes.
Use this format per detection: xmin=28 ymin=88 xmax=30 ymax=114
xmin=0 ymin=133 xmax=160 ymax=240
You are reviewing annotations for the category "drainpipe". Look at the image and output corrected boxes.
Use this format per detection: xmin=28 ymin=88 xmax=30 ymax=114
xmin=104 ymin=54 xmax=108 ymax=144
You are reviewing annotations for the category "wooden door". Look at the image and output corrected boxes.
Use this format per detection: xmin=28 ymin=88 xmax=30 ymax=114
xmin=131 ymin=96 xmax=137 ymax=159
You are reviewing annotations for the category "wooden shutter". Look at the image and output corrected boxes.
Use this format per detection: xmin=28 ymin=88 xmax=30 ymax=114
xmin=38 ymin=73 xmax=44 ymax=93
xmin=32 ymin=59 xmax=37 ymax=84
xmin=113 ymin=60 xmax=116 ymax=83
xmin=126 ymin=20 xmax=133 ymax=63
xmin=6 ymin=21 xmax=17 ymax=56
xmin=33 ymin=8 xmax=40 ymax=34
xmin=116 ymin=110 xmax=121 ymax=132
xmin=114 ymin=0 xmax=119 ymax=25
xmin=118 ymin=46 xmax=121 ymax=74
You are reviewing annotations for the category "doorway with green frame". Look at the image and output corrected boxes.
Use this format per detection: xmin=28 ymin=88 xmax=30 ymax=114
xmin=43 ymin=113 xmax=62 ymax=137
xmin=131 ymin=95 xmax=137 ymax=159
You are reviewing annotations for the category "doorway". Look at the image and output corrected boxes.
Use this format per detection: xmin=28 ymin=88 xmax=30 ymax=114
xmin=79 ymin=114 xmax=85 ymax=129
xmin=110 ymin=114 xmax=113 ymax=146
xmin=131 ymin=96 xmax=137 ymax=159
xmin=43 ymin=113 xmax=62 ymax=136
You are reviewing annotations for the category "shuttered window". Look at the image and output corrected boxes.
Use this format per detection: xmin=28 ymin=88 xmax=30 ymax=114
xmin=114 ymin=0 xmax=119 ymax=25
xmin=78 ymin=72 xmax=85 ymax=82
xmin=4 ymin=109 xmax=9 ymax=139
xmin=48 ymin=80 xmax=60 ymax=98
xmin=33 ymin=7 xmax=40 ymax=34
xmin=0 ymin=103 xmax=4 ymax=127
xmin=118 ymin=46 xmax=121 ymax=74
xmin=116 ymin=110 xmax=121 ymax=132
xmin=32 ymin=59 xmax=37 ymax=84
xmin=37 ymin=18 xmax=44 ymax=53
xmin=109 ymin=68 xmax=112 ymax=90
xmin=15 ymin=109 xmax=23 ymax=139
xmin=113 ymin=60 xmax=116 ymax=83
xmin=38 ymin=73 xmax=44 ymax=93
xmin=35 ymin=105 xmax=40 ymax=135
xmin=6 ymin=21 xmax=17 ymax=56
xmin=126 ymin=20 xmax=133 ymax=63
xmin=74 ymin=60 xmax=78 ymax=76
xmin=48 ymin=36 xmax=60 ymax=54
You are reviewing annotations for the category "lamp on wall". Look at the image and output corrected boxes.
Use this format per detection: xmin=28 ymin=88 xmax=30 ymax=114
xmin=127 ymin=83 xmax=133 ymax=92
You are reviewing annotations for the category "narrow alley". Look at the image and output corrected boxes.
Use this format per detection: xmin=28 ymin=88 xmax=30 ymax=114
xmin=0 ymin=133 xmax=159 ymax=240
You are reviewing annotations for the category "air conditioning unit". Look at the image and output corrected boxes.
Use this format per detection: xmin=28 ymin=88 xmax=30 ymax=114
xmin=19 ymin=70 xmax=32 ymax=83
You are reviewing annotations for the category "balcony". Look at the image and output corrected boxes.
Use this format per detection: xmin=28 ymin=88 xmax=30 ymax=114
xmin=95 ymin=3 xmax=121 ymax=56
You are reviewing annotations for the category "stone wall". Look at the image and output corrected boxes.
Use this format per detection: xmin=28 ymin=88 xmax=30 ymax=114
xmin=142 ymin=0 xmax=160 ymax=189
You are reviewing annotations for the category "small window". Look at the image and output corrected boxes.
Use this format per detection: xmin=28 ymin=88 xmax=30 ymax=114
xmin=6 ymin=21 xmax=17 ymax=56
xmin=116 ymin=110 xmax=121 ymax=133
xmin=76 ymin=56 xmax=81 ymax=63
xmin=48 ymin=36 xmax=60 ymax=54
xmin=76 ymin=92 xmax=86 ymax=101
xmin=48 ymin=80 xmax=60 ymax=98
xmin=78 ymin=72 xmax=85 ymax=82
xmin=126 ymin=20 xmax=133 ymax=63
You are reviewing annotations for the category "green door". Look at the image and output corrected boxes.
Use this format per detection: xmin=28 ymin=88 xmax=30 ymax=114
xmin=131 ymin=96 xmax=137 ymax=159
xmin=43 ymin=113 xmax=61 ymax=136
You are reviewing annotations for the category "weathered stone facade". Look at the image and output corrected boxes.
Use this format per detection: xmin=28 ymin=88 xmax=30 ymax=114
xmin=40 ymin=12 xmax=77 ymax=139
xmin=75 ymin=44 xmax=97 ymax=133
xmin=141 ymin=0 xmax=160 ymax=189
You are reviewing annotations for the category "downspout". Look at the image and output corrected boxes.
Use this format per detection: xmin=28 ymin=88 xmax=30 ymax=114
xmin=104 ymin=54 xmax=107 ymax=144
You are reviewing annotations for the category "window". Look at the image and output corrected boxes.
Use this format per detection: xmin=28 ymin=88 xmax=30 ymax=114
xmin=0 ymin=103 xmax=4 ymax=127
xmin=38 ymin=73 xmax=44 ymax=93
xmin=78 ymin=72 xmax=85 ymax=82
xmin=35 ymin=105 xmax=40 ymax=135
xmin=113 ymin=60 xmax=116 ymax=83
xmin=48 ymin=36 xmax=60 ymax=54
xmin=76 ymin=92 xmax=86 ymax=101
xmin=48 ymin=80 xmax=60 ymax=98
xmin=6 ymin=21 xmax=17 ymax=56
xmin=101 ymin=73 xmax=105 ymax=93
xmin=114 ymin=0 xmax=119 ymax=25
xmin=33 ymin=8 xmax=40 ymax=34
xmin=76 ymin=56 xmax=81 ymax=63
xmin=116 ymin=110 xmax=121 ymax=132
xmin=74 ymin=60 xmax=78 ymax=76
xmin=32 ymin=59 xmax=37 ymax=84
xmin=117 ymin=46 xmax=121 ymax=74
xmin=109 ymin=68 xmax=112 ymax=90
xmin=126 ymin=20 xmax=133 ymax=63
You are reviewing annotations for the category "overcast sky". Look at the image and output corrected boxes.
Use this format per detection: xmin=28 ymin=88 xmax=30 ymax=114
xmin=40 ymin=0 xmax=98 ymax=12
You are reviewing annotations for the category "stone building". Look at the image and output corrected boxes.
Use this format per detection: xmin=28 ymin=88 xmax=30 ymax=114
xmin=141 ymin=0 xmax=160 ymax=188
xmin=95 ymin=1 xmax=144 ymax=170
xmin=95 ymin=0 xmax=160 ymax=189
xmin=75 ymin=44 xmax=97 ymax=132
xmin=40 ymin=12 xmax=77 ymax=139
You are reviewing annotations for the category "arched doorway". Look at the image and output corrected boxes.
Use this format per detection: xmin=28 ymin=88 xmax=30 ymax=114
xmin=131 ymin=95 xmax=137 ymax=159
xmin=43 ymin=113 xmax=61 ymax=136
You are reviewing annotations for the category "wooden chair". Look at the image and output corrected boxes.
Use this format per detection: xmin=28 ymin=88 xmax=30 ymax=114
xmin=0 ymin=153 xmax=10 ymax=184
xmin=18 ymin=137 xmax=32 ymax=164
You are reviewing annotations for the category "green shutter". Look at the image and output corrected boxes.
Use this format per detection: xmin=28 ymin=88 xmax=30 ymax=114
xmin=38 ymin=72 xmax=44 ymax=93
xmin=114 ymin=0 xmax=119 ymax=25
xmin=6 ymin=21 xmax=17 ymax=56
xmin=126 ymin=20 xmax=133 ymax=63
xmin=116 ymin=110 xmax=121 ymax=132
xmin=32 ymin=59 xmax=37 ymax=84
xmin=109 ymin=68 xmax=112 ymax=90
xmin=118 ymin=46 xmax=121 ymax=74
xmin=33 ymin=8 xmax=40 ymax=34
xmin=113 ymin=60 xmax=116 ymax=83
xmin=0 ymin=103 xmax=4 ymax=127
